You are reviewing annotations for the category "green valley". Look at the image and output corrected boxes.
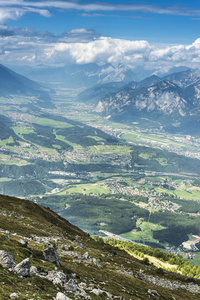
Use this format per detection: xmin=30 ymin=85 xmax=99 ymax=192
xmin=0 ymin=89 xmax=200 ymax=266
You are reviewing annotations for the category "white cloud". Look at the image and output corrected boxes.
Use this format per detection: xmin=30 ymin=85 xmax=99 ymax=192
xmin=0 ymin=6 xmax=51 ymax=24
xmin=149 ymin=41 xmax=200 ymax=64
xmin=0 ymin=28 xmax=200 ymax=71
xmin=0 ymin=9 xmax=23 ymax=23
xmin=39 ymin=36 xmax=200 ymax=69
xmin=50 ymin=37 xmax=150 ymax=64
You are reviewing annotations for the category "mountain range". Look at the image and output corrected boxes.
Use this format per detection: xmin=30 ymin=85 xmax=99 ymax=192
xmin=1 ymin=60 xmax=199 ymax=135
xmin=0 ymin=61 xmax=199 ymax=138
xmin=93 ymin=69 xmax=200 ymax=135
xmin=10 ymin=63 xmax=137 ymax=89
xmin=0 ymin=64 xmax=51 ymax=98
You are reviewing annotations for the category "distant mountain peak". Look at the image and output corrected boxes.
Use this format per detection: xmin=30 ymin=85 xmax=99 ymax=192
xmin=95 ymin=72 xmax=200 ymax=132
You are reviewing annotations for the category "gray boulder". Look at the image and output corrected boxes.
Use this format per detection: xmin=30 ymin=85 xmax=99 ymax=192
xmin=0 ymin=250 xmax=15 ymax=269
xmin=43 ymin=247 xmax=60 ymax=266
xmin=56 ymin=292 xmax=72 ymax=300
xmin=46 ymin=270 xmax=66 ymax=286
xmin=14 ymin=258 xmax=30 ymax=277
xmin=19 ymin=239 xmax=29 ymax=247
xmin=30 ymin=265 xmax=38 ymax=276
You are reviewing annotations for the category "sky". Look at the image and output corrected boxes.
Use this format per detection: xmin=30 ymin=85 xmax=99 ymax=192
xmin=1 ymin=0 xmax=200 ymax=71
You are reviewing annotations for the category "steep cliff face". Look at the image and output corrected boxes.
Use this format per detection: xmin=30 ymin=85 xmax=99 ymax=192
xmin=95 ymin=70 xmax=200 ymax=135
xmin=96 ymin=80 xmax=189 ymax=117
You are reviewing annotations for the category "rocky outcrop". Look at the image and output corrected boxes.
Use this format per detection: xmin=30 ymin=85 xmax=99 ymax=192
xmin=43 ymin=247 xmax=60 ymax=266
xmin=14 ymin=258 xmax=30 ymax=277
xmin=46 ymin=271 xmax=67 ymax=286
xmin=60 ymin=250 xmax=101 ymax=267
xmin=135 ymin=269 xmax=200 ymax=294
xmin=0 ymin=250 xmax=15 ymax=269
xmin=82 ymin=251 xmax=101 ymax=266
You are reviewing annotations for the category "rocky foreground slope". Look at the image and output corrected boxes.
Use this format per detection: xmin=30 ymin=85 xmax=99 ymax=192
xmin=0 ymin=194 xmax=200 ymax=299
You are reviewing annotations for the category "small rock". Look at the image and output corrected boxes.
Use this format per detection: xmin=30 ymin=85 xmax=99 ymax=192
xmin=148 ymin=289 xmax=160 ymax=297
xmin=10 ymin=293 xmax=19 ymax=299
xmin=56 ymin=292 xmax=72 ymax=300
xmin=78 ymin=282 xmax=87 ymax=289
xmin=14 ymin=258 xmax=30 ymax=277
xmin=43 ymin=247 xmax=60 ymax=266
xmin=82 ymin=252 xmax=91 ymax=260
xmin=92 ymin=288 xmax=103 ymax=296
xmin=75 ymin=288 xmax=89 ymax=299
xmin=30 ymin=265 xmax=38 ymax=276
xmin=65 ymin=278 xmax=77 ymax=293
xmin=19 ymin=239 xmax=29 ymax=247
xmin=0 ymin=250 xmax=15 ymax=269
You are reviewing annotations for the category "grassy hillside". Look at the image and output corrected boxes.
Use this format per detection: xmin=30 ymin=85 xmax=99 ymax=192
xmin=131 ymin=146 xmax=200 ymax=176
xmin=0 ymin=194 xmax=200 ymax=299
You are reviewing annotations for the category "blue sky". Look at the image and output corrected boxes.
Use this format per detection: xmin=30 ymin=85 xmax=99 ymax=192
xmin=0 ymin=0 xmax=200 ymax=71
xmin=7 ymin=0 xmax=200 ymax=43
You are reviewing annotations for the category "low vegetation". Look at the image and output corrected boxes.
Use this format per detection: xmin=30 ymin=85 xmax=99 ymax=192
xmin=0 ymin=194 xmax=200 ymax=299
xmin=105 ymin=239 xmax=200 ymax=279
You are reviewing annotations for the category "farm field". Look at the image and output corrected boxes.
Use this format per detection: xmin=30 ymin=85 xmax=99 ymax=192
xmin=120 ymin=220 xmax=165 ymax=244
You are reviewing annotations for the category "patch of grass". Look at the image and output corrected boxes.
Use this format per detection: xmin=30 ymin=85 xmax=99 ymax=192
xmin=36 ymin=117 xmax=73 ymax=128
xmin=120 ymin=221 xmax=165 ymax=244
xmin=58 ymin=183 xmax=110 ymax=195
xmin=0 ymin=159 xmax=31 ymax=166
xmin=175 ymin=190 xmax=200 ymax=201
xmin=87 ymin=136 xmax=105 ymax=141
xmin=56 ymin=134 xmax=83 ymax=151
xmin=0 ymin=137 xmax=14 ymax=146
xmin=88 ymin=145 xmax=131 ymax=156
xmin=12 ymin=126 xmax=35 ymax=135
xmin=156 ymin=157 xmax=168 ymax=166
xmin=0 ymin=177 xmax=11 ymax=182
